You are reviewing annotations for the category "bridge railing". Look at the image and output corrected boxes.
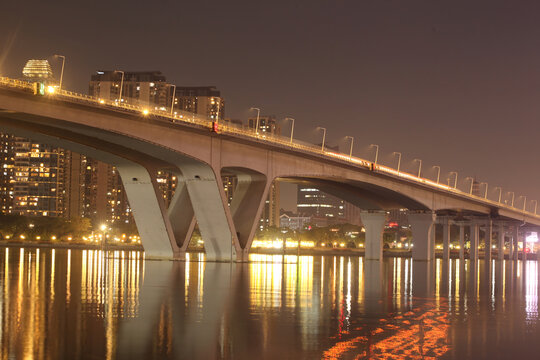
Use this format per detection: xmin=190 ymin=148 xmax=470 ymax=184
xmin=0 ymin=78 xmax=538 ymax=218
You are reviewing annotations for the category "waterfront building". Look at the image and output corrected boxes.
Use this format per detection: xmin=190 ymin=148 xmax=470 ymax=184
xmin=279 ymin=213 xmax=311 ymax=230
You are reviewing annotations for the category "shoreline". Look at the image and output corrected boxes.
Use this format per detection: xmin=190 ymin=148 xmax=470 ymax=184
xmin=1 ymin=242 xmax=537 ymax=261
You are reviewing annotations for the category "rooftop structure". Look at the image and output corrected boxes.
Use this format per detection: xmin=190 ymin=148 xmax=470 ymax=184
xmin=22 ymin=60 xmax=54 ymax=82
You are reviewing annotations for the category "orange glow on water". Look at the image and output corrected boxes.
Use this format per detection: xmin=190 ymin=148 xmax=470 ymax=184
xmin=322 ymin=308 xmax=450 ymax=359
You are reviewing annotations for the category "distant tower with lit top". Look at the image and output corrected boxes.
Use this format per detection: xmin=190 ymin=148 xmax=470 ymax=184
xmin=22 ymin=59 xmax=55 ymax=84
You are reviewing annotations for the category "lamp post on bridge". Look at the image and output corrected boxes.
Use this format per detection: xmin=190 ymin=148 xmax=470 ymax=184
xmin=393 ymin=152 xmax=401 ymax=174
xmin=449 ymin=172 xmax=458 ymax=189
xmin=370 ymin=144 xmax=379 ymax=165
xmin=169 ymin=84 xmax=176 ymax=115
xmin=508 ymin=192 xmax=515 ymax=207
xmin=414 ymin=159 xmax=422 ymax=178
xmin=345 ymin=136 xmax=354 ymax=160
xmin=480 ymin=182 xmax=488 ymax=199
xmin=250 ymin=107 xmax=261 ymax=134
xmin=519 ymin=196 xmax=527 ymax=212
xmin=54 ymin=55 xmax=65 ymax=90
xmin=316 ymin=127 xmax=327 ymax=152
xmin=284 ymin=117 xmax=295 ymax=145
xmin=433 ymin=165 xmax=440 ymax=184
xmin=114 ymin=70 xmax=125 ymax=102
xmin=532 ymin=200 xmax=537 ymax=215
xmin=466 ymin=177 xmax=474 ymax=195
xmin=495 ymin=187 xmax=502 ymax=203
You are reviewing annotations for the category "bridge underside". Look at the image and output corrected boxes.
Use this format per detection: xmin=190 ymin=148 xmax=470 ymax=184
xmin=0 ymin=113 xmax=272 ymax=261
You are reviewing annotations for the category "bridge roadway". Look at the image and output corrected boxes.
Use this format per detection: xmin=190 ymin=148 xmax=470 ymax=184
xmin=0 ymin=77 xmax=538 ymax=262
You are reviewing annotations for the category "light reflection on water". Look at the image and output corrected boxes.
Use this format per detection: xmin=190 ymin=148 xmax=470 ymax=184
xmin=0 ymin=248 xmax=540 ymax=359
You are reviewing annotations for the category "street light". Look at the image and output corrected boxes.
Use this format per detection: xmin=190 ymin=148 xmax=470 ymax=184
xmin=508 ymin=192 xmax=515 ymax=207
xmin=466 ymin=177 xmax=474 ymax=194
xmin=414 ymin=159 xmax=422 ymax=178
xmin=284 ymin=117 xmax=295 ymax=145
xmin=54 ymin=55 xmax=65 ymax=90
xmin=494 ymin=187 xmax=502 ymax=203
xmin=480 ymin=182 xmax=488 ymax=199
xmin=532 ymin=200 xmax=537 ymax=215
xmin=250 ymin=107 xmax=261 ymax=134
xmin=519 ymin=195 xmax=527 ymax=212
xmin=393 ymin=152 xmax=401 ymax=173
xmin=433 ymin=166 xmax=440 ymax=184
xmin=114 ymin=70 xmax=125 ymax=102
xmin=370 ymin=144 xmax=379 ymax=165
xmin=169 ymin=84 xmax=176 ymax=115
xmin=345 ymin=136 xmax=354 ymax=160
xmin=316 ymin=127 xmax=327 ymax=152
xmin=449 ymin=172 xmax=458 ymax=189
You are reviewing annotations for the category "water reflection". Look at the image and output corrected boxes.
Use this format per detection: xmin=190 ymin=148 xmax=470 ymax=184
xmin=1 ymin=249 xmax=540 ymax=358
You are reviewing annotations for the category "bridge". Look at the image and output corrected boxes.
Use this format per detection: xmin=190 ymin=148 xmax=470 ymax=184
xmin=0 ymin=77 xmax=538 ymax=262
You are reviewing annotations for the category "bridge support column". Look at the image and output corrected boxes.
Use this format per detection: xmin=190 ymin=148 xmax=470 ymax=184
xmin=470 ymin=222 xmax=479 ymax=261
xmin=229 ymin=172 xmax=271 ymax=261
xmin=181 ymin=164 xmax=236 ymax=262
xmin=512 ymin=226 xmax=519 ymax=261
xmin=167 ymin=176 xmax=196 ymax=258
xmin=361 ymin=211 xmax=386 ymax=260
xmin=497 ymin=224 xmax=505 ymax=260
xmin=442 ymin=218 xmax=450 ymax=261
xmin=409 ymin=212 xmax=436 ymax=261
xmin=509 ymin=226 xmax=515 ymax=260
xmin=116 ymin=164 xmax=178 ymax=259
xmin=459 ymin=224 xmax=465 ymax=260
xmin=485 ymin=219 xmax=493 ymax=262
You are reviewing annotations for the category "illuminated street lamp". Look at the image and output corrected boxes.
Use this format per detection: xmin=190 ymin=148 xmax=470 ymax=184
xmin=466 ymin=177 xmax=474 ymax=194
xmin=250 ymin=107 xmax=261 ymax=134
xmin=494 ymin=187 xmax=502 ymax=203
xmin=414 ymin=159 xmax=422 ymax=178
xmin=54 ymin=55 xmax=65 ymax=90
xmin=316 ymin=127 xmax=327 ymax=152
xmin=284 ymin=117 xmax=295 ymax=144
xmin=449 ymin=172 xmax=458 ymax=189
xmin=480 ymin=182 xmax=488 ymax=199
xmin=115 ymin=70 xmax=125 ymax=102
xmin=433 ymin=166 xmax=441 ymax=184
xmin=393 ymin=152 xmax=401 ymax=173
xmin=169 ymin=84 xmax=176 ymax=115
xmin=345 ymin=136 xmax=354 ymax=160
xmin=370 ymin=144 xmax=379 ymax=165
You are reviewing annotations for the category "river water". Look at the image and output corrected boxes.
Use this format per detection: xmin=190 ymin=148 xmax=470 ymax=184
xmin=0 ymin=248 xmax=539 ymax=359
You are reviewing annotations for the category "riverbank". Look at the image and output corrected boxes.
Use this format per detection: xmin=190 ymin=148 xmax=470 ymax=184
xmin=0 ymin=241 xmax=143 ymax=251
xmin=1 ymin=242 xmax=539 ymax=260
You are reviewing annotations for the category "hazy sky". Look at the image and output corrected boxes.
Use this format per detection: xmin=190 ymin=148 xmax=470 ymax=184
xmin=1 ymin=1 xmax=540 ymax=212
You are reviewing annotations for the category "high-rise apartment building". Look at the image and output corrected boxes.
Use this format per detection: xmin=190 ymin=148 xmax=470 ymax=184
xmin=173 ymin=87 xmax=224 ymax=120
xmin=0 ymin=134 xmax=15 ymax=213
xmin=0 ymin=61 xmax=65 ymax=217
xmin=11 ymin=141 xmax=65 ymax=217
xmin=89 ymin=71 xmax=169 ymax=108
xmin=89 ymin=71 xmax=225 ymax=120
xmin=247 ymin=115 xmax=280 ymax=134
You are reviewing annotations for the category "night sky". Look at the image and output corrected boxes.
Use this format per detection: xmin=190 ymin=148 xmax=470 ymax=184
xmin=1 ymin=1 xmax=540 ymax=212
